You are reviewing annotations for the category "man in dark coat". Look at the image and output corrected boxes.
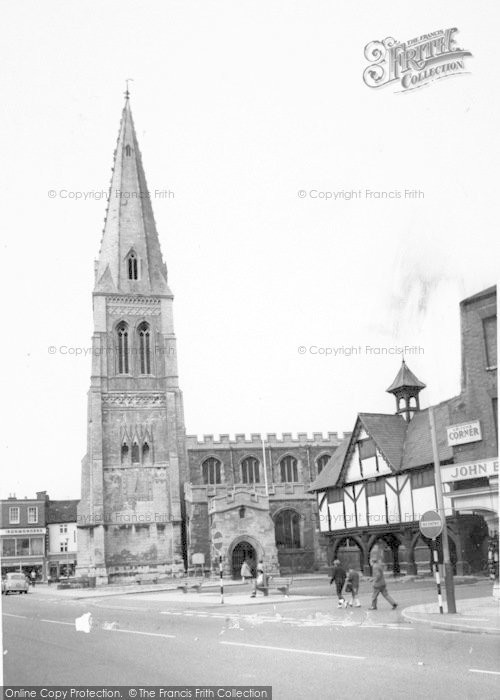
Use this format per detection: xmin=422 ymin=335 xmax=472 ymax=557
xmin=329 ymin=559 xmax=346 ymax=607
xmin=369 ymin=556 xmax=398 ymax=610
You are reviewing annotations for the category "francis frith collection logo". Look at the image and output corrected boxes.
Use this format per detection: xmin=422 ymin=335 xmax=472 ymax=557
xmin=363 ymin=28 xmax=472 ymax=91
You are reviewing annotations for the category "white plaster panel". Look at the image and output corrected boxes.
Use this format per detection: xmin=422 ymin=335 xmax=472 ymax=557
xmin=368 ymin=494 xmax=386 ymax=525
xmin=328 ymin=502 xmax=345 ymax=531
xmin=411 ymin=486 xmax=436 ymax=519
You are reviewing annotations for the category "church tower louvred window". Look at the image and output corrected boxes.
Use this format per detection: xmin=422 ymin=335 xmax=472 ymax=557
xmin=138 ymin=322 xmax=151 ymax=374
xmin=127 ymin=252 xmax=138 ymax=280
xmin=117 ymin=322 xmax=129 ymax=374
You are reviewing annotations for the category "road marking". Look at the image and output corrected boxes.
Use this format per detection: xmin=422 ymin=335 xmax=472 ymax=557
xmin=220 ymin=641 xmax=365 ymax=659
xmin=105 ymin=629 xmax=176 ymax=639
xmin=40 ymin=619 xmax=74 ymax=626
xmin=3 ymin=613 xmax=28 ymax=619
xmin=469 ymin=669 xmax=500 ymax=676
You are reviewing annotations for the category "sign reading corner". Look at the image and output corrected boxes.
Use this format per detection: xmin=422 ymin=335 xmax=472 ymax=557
xmin=446 ymin=420 xmax=482 ymax=447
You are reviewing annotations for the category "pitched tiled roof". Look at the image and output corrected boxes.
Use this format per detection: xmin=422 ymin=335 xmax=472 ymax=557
xmin=309 ymin=399 xmax=456 ymax=491
xmin=309 ymin=437 xmax=350 ymax=491
xmin=386 ymin=360 xmax=426 ymax=393
xmin=402 ymin=401 xmax=454 ymax=469
xmin=46 ymin=500 xmax=79 ymax=524
xmin=358 ymin=413 xmax=407 ymax=470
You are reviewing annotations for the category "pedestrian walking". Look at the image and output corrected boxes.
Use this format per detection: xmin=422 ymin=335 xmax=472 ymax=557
xmin=344 ymin=568 xmax=361 ymax=607
xmin=251 ymin=559 xmax=267 ymax=597
xmin=329 ymin=559 xmax=346 ymax=608
xmin=369 ymin=557 xmax=397 ymax=610
xmin=240 ymin=558 xmax=253 ymax=583
xmin=30 ymin=570 xmax=36 ymax=588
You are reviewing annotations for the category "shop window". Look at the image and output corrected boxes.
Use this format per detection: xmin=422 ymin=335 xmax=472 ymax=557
xmin=275 ymin=510 xmax=301 ymax=549
xmin=18 ymin=539 xmax=30 ymax=555
xmin=30 ymin=537 xmax=43 ymax=555
xmin=2 ymin=539 xmax=16 ymax=556
xmin=280 ymin=455 xmax=298 ymax=483
xmin=202 ymin=457 xmax=221 ymax=485
xmin=241 ymin=456 xmax=260 ymax=484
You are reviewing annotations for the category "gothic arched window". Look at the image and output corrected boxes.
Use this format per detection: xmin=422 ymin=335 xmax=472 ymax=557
xmin=275 ymin=509 xmax=301 ymax=549
xmin=142 ymin=441 xmax=151 ymax=464
xmin=125 ymin=144 xmax=132 ymax=157
xmin=280 ymin=455 xmax=298 ymax=483
xmin=241 ymin=456 xmax=260 ymax=484
xmin=121 ymin=443 xmax=129 ymax=464
xmin=202 ymin=457 xmax=221 ymax=485
xmin=127 ymin=252 xmax=138 ymax=280
xmin=117 ymin=322 xmax=129 ymax=374
xmin=132 ymin=442 xmax=140 ymax=464
xmin=316 ymin=454 xmax=331 ymax=475
xmin=138 ymin=322 xmax=151 ymax=374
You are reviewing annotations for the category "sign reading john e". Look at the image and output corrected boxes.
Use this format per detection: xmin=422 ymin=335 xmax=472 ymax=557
xmin=363 ymin=28 xmax=472 ymax=92
xmin=419 ymin=510 xmax=444 ymax=540
xmin=446 ymin=420 xmax=482 ymax=447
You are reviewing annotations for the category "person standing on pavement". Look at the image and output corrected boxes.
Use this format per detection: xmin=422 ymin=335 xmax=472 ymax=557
xmin=369 ymin=556 xmax=397 ymax=610
xmin=30 ymin=570 xmax=36 ymax=588
xmin=344 ymin=567 xmax=361 ymax=607
xmin=329 ymin=559 xmax=346 ymax=608
xmin=240 ymin=558 xmax=253 ymax=584
xmin=251 ymin=559 xmax=266 ymax=598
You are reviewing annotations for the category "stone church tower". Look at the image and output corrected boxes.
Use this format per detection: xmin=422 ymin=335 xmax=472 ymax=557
xmin=77 ymin=96 xmax=187 ymax=584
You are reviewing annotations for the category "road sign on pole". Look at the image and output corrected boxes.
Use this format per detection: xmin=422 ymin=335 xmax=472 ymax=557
xmin=419 ymin=510 xmax=444 ymax=615
xmin=212 ymin=531 xmax=223 ymax=550
xmin=419 ymin=510 xmax=444 ymax=540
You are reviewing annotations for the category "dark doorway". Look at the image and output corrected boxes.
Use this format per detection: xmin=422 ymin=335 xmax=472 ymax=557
xmin=231 ymin=541 xmax=256 ymax=579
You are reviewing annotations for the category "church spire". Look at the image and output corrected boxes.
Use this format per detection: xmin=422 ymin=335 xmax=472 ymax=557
xmin=386 ymin=359 xmax=426 ymax=421
xmin=94 ymin=97 xmax=171 ymax=296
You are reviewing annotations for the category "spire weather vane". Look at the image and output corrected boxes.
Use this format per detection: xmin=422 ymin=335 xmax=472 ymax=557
xmin=125 ymin=78 xmax=134 ymax=99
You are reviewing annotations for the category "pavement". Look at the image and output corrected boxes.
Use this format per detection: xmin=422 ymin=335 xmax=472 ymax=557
xmin=403 ymin=595 xmax=500 ymax=635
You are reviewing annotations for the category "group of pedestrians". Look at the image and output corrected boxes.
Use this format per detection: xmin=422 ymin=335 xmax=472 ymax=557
xmin=330 ymin=557 xmax=398 ymax=610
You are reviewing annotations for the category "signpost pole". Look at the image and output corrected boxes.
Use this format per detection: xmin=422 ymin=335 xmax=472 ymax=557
xmin=429 ymin=406 xmax=457 ymax=614
xmin=219 ymin=555 xmax=224 ymax=605
xmin=432 ymin=538 xmax=444 ymax=614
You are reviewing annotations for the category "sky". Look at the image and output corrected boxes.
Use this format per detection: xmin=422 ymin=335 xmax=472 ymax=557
xmin=1 ymin=1 xmax=498 ymax=499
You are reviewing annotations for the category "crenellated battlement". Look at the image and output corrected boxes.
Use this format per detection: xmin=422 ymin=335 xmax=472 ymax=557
xmin=185 ymin=431 xmax=350 ymax=448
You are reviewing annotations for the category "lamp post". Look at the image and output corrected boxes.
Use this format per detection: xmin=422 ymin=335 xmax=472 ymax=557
xmin=429 ymin=406 xmax=457 ymax=613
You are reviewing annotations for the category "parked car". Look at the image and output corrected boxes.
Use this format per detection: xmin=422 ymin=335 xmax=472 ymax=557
xmin=1 ymin=572 xmax=30 ymax=594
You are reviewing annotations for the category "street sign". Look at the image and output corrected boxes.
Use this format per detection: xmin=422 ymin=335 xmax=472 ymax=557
xmin=446 ymin=420 xmax=482 ymax=447
xmin=212 ymin=531 xmax=223 ymax=550
xmin=419 ymin=510 xmax=444 ymax=540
